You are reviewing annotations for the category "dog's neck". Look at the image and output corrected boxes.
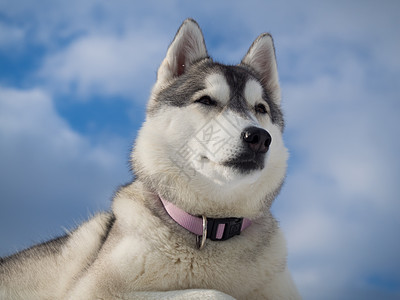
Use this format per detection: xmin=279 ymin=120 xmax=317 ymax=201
xmin=159 ymin=196 xmax=252 ymax=249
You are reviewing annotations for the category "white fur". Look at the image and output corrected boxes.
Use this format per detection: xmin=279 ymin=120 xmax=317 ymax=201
xmin=192 ymin=73 xmax=231 ymax=105
xmin=244 ymin=79 xmax=271 ymax=116
xmin=64 ymin=187 xmax=298 ymax=299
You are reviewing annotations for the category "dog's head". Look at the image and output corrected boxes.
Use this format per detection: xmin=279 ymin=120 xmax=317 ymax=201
xmin=133 ymin=19 xmax=288 ymax=218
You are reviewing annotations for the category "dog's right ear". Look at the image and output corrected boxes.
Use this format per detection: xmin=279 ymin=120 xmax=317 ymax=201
xmin=155 ymin=19 xmax=208 ymax=90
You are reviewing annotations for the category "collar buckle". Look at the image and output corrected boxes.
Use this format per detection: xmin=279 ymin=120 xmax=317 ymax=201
xmin=196 ymin=216 xmax=207 ymax=250
xmin=207 ymin=217 xmax=244 ymax=241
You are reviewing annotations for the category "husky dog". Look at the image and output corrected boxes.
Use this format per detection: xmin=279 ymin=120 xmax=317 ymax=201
xmin=0 ymin=19 xmax=300 ymax=299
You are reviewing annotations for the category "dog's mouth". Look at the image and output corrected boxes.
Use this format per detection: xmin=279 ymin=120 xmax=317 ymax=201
xmin=223 ymin=158 xmax=264 ymax=173
xmin=201 ymin=153 xmax=265 ymax=174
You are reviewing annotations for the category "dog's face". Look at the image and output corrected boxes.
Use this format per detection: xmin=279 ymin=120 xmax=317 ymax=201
xmin=133 ymin=19 xmax=288 ymax=217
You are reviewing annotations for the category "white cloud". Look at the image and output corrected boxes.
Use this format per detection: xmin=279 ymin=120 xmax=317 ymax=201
xmin=0 ymin=87 xmax=119 ymax=168
xmin=276 ymin=39 xmax=400 ymax=299
xmin=0 ymin=86 xmax=131 ymax=255
xmin=39 ymin=32 xmax=168 ymax=100
xmin=0 ymin=0 xmax=181 ymax=50
xmin=282 ymin=61 xmax=398 ymax=205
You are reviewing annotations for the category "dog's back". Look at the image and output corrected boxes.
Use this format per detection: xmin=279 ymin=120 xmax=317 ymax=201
xmin=0 ymin=213 xmax=113 ymax=299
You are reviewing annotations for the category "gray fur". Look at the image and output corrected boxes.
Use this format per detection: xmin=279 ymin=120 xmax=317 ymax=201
xmin=150 ymin=60 xmax=284 ymax=130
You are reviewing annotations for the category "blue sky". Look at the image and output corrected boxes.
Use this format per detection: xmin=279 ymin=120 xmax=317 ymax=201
xmin=1 ymin=0 xmax=399 ymax=299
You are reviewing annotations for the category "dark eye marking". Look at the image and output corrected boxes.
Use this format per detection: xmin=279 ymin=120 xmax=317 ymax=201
xmin=195 ymin=95 xmax=217 ymax=106
xmin=255 ymin=103 xmax=268 ymax=114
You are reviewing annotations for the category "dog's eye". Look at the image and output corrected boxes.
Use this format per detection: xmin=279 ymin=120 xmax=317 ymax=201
xmin=195 ymin=96 xmax=217 ymax=106
xmin=255 ymin=103 xmax=268 ymax=114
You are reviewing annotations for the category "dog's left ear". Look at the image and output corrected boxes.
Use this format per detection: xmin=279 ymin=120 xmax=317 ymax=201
xmin=155 ymin=19 xmax=208 ymax=90
xmin=241 ymin=34 xmax=281 ymax=105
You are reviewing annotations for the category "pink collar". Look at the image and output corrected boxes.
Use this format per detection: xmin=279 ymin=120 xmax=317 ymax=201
xmin=159 ymin=196 xmax=252 ymax=247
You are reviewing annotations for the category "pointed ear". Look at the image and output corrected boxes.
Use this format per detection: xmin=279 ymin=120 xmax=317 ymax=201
xmin=155 ymin=19 xmax=208 ymax=90
xmin=241 ymin=33 xmax=281 ymax=105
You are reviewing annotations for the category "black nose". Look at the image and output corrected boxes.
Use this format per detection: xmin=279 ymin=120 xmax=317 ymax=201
xmin=242 ymin=126 xmax=272 ymax=153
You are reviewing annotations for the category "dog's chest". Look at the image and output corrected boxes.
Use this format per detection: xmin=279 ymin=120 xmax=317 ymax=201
xmin=125 ymin=241 xmax=266 ymax=297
